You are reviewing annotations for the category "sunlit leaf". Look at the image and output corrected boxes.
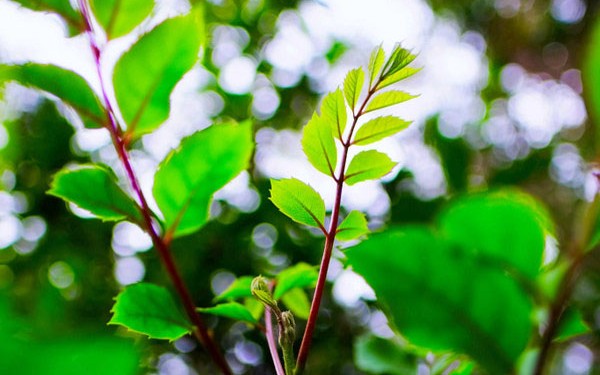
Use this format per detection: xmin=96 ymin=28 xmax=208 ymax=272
xmin=153 ymin=121 xmax=253 ymax=238
xmin=0 ymin=64 xmax=104 ymax=129
xmin=198 ymin=302 xmax=257 ymax=324
xmin=213 ymin=276 xmax=254 ymax=302
xmin=384 ymin=46 xmax=417 ymax=77
xmin=368 ymin=45 xmax=385 ymax=88
xmin=281 ymin=287 xmax=310 ymax=320
xmin=302 ymin=113 xmax=337 ymax=177
xmin=353 ymin=116 xmax=411 ymax=145
xmin=344 ymin=67 xmax=365 ymax=112
xmin=321 ymin=88 xmax=348 ymax=139
xmin=109 ymin=283 xmax=191 ymax=341
xmin=364 ymin=90 xmax=418 ymax=113
xmin=114 ymin=7 xmax=204 ymax=138
xmin=583 ymin=16 xmax=600 ymax=142
xmin=270 ymin=178 xmax=326 ymax=229
xmin=48 ymin=165 xmax=142 ymax=223
xmin=90 ymin=0 xmax=155 ymax=39
xmin=345 ymin=150 xmax=396 ymax=185
xmin=378 ymin=67 xmax=422 ymax=90
xmin=11 ymin=0 xmax=83 ymax=34
xmin=354 ymin=335 xmax=417 ymax=375
xmin=337 ymin=210 xmax=369 ymax=241
xmin=274 ymin=263 xmax=318 ymax=299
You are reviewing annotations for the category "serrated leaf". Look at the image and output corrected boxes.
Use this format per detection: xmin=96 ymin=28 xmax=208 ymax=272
xmin=385 ymin=46 xmax=417 ymax=77
xmin=11 ymin=0 xmax=84 ymax=34
xmin=353 ymin=116 xmax=410 ymax=145
xmin=378 ymin=67 xmax=422 ymax=90
xmin=114 ymin=7 xmax=204 ymax=138
xmin=153 ymin=121 xmax=253 ymax=238
xmin=321 ymin=89 xmax=347 ymax=139
xmin=281 ymin=288 xmax=310 ymax=320
xmin=273 ymin=263 xmax=318 ymax=299
xmin=198 ymin=302 xmax=257 ymax=324
xmin=343 ymin=67 xmax=364 ymax=112
xmin=213 ymin=276 xmax=254 ymax=302
xmin=345 ymin=150 xmax=396 ymax=185
xmin=354 ymin=335 xmax=417 ymax=375
xmin=364 ymin=90 xmax=418 ymax=113
xmin=0 ymin=64 xmax=104 ymax=129
xmin=301 ymin=113 xmax=337 ymax=177
xmin=48 ymin=165 xmax=142 ymax=223
xmin=109 ymin=283 xmax=191 ymax=341
xmin=337 ymin=210 xmax=369 ymax=241
xmin=368 ymin=45 xmax=385 ymax=88
xmin=90 ymin=0 xmax=155 ymax=39
xmin=269 ymin=178 xmax=326 ymax=229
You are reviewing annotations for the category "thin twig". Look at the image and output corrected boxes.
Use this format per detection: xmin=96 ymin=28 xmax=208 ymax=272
xmin=265 ymin=307 xmax=286 ymax=375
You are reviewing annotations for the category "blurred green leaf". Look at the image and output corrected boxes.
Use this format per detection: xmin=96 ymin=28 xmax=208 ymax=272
xmin=583 ymin=16 xmax=600 ymax=141
xmin=555 ymin=307 xmax=592 ymax=342
xmin=269 ymin=178 xmax=326 ymax=229
xmin=368 ymin=45 xmax=385 ymax=88
xmin=364 ymin=90 xmax=418 ymax=113
xmin=345 ymin=150 xmax=396 ymax=185
xmin=90 ymin=0 xmax=155 ymax=39
xmin=281 ymin=287 xmax=310 ymax=320
xmin=302 ymin=113 xmax=337 ymax=177
xmin=344 ymin=67 xmax=365 ymax=112
xmin=337 ymin=210 xmax=369 ymax=241
xmin=354 ymin=335 xmax=417 ymax=375
xmin=48 ymin=165 xmax=142 ymax=223
xmin=198 ymin=302 xmax=257 ymax=324
xmin=353 ymin=116 xmax=411 ymax=145
xmin=114 ymin=7 xmax=204 ymax=138
xmin=274 ymin=262 xmax=318 ymax=299
xmin=321 ymin=88 xmax=347 ymax=140
xmin=153 ymin=121 xmax=253 ymax=238
xmin=109 ymin=283 xmax=191 ymax=340
xmin=0 ymin=64 xmax=104 ymax=128
xmin=10 ymin=0 xmax=83 ymax=33
xmin=214 ymin=276 xmax=254 ymax=302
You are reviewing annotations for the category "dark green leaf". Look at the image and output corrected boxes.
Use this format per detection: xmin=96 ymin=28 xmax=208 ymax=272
xmin=114 ymin=7 xmax=204 ymax=138
xmin=301 ymin=113 xmax=337 ymax=177
xmin=555 ymin=307 xmax=592 ymax=342
xmin=368 ymin=45 xmax=385 ymax=88
xmin=344 ymin=67 xmax=365 ymax=112
xmin=153 ymin=121 xmax=254 ymax=238
xmin=337 ymin=210 xmax=369 ymax=241
xmin=89 ymin=0 xmax=155 ymax=39
xmin=354 ymin=335 xmax=417 ymax=375
xmin=109 ymin=283 xmax=191 ymax=341
xmin=198 ymin=302 xmax=257 ymax=324
xmin=364 ymin=90 xmax=418 ymax=113
xmin=213 ymin=276 xmax=254 ymax=302
xmin=583 ymin=17 xmax=600 ymax=141
xmin=281 ymin=287 xmax=310 ymax=320
xmin=345 ymin=150 xmax=396 ymax=185
xmin=274 ymin=262 xmax=318 ymax=299
xmin=353 ymin=116 xmax=411 ymax=145
xmin=0 ymin=64 xmax=104 ymax=128
xmin=48 ymin=165 xmax=142 ymax=223
xmin=270 ymin=178 xmax=326 ymax=229
xmin=321 ymin=88 xmax=348 ymax=140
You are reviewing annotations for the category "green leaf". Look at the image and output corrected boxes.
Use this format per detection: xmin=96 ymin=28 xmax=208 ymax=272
xmin=555 ymin=307 xmax=592 ymax=342
xmin=353 ymin=116 xmax=411 ymax=145
xmin=378 ymin=67 xmax=422 ymax=90
xmin=48 ymin=165 xmax=142 ymax=223
xmin=354 ymin=335 xmax=417 ymax=375
xmin=347 ymin=227 xmax=533 ymax=374
xmin=114 ymin=7 xmax=204 ymax=138
xmin=198 ymin=302 xmax=257 ymax=324
xmin=583 ymin=17 xmax=600 ymax=142
xmin=384 ymin=46 xmax=417 ymax=77
xmin=364 ymin=90 xmax=418 ymax=114
xmin=343 ymin=67 xmax=365 ymax=112
xmin=269 ymin=178 xmax=326 ymax=229
xmin=337 ymin=210 xmax=369 ymax=241
xmin=321 ymin=88 xmax=348 ymax=139
xmin=109 ymin=283 xmax=191 ymax=341
xmin=281 ymin=288 xmax=310 ymax=320
xmin=213 ymin=276 xmax=254 ymax=302
xmin=89 ymin=0 xmax=155 ymax=39
xmin=153 ymin=121 xmax=253 ymax=238
xmin=368 ymin=45 xmax=385 ymax=88
xmin=11 ymin=0 xmax=83 ymax=34
xmin=301 ymin=113 xmax=337 ymax=177
xmin=273 ymin=263 xmax=318 ymax=299
xmin=345 ymin=150 xmax=396 ymax=185
xmin=0 ymin=64 xmax=104 ymax=128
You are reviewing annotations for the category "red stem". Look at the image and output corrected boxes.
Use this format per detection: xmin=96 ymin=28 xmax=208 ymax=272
xmin=78 ymin=2 xmax=231 ymax=374
xmin=266 ymin=306 xmax=286 ymax=375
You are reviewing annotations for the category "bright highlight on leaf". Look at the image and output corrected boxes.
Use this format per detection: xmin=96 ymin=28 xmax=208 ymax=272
xmin=302 ymin=113 xmax=337 ymax=177
xmin=274 ymin=263 xmax=318 ymax=299
xmin=321 ymin=89 xmax=348 ymax=139
xmin=109 ymin=283 xmax=191 ymax=341
xmin=353 ymin=116 xmax=411 ymax=145
xmin=270 ymin=178 xmax=326 ymax=229
xmin=48 ymin=165 xmax=142 ymax=223
xmin=90 ymin=0 xmax=155 ymax=39
xmin=368 ymin=46 xmax=385 ymax=88
xmin=364 ymin=90 xmax=418 ymax=113
xmin=198 ymin=302 xmax=257 ymax=324
xmin=345 ymin=150 xmax=396 ymax=185
xmin=378 ymin=67 xmax=421 ymax=90
xmin=344 ymin=67 xmax=365 ymax=112
xmin=281 ymin=288 xmax=310 ymax=320
xmin=337 ymin=211 xmax=369 ymax=241
xmin=153 ymin=121 xmax=254 ymax=239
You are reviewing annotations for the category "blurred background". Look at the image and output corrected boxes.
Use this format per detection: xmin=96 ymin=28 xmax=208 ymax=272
xmin=0 ymin=0 xmax=599 ymax=373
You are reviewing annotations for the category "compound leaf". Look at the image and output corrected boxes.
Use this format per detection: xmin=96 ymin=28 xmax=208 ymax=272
xmin=270 ymin=178 xmax=326 ymax=229
xmin=274 ymin=263 xmax=318 ymax=299
xmin=337 ymin=210 xmax=369 ymax=241
xmin=198 ymin=302 xmax=257 ymax=324
xmin=343 ymin=67 xmax=364 ymax=112
xmin=302 ymin=113 xmax=337 ymax=177
xmin=321 ymin=88 xmax=348 ymax=139
xmin=364 ymin=90 xmax=418 ymax=114
xmin=353 ymin=116 xmax=410 ymax=145
xmin=90 ymin=0 xmax=155 ymax=39
xmin=345 ymin=150 xmax=396 ymax=185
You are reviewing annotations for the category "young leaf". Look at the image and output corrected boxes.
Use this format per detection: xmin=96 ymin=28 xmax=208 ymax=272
xmin=378 ymin=67 xmax=422 ymax=90
xmin=48 ymin=165 xmax=142 ymax=223
xmin=353 ymin=116 xmax=411 ymax=145
xmin=343 ymin=67 xmax=365 ymax=112
xmin=364 ymin=90 xmax=418 ymax=114
xmin=345 ymin=150 xmax=396 ymax=185
xmin=213 ymin=276 xmax=254 ymax=302
xmin=321 ymin=89 xmax=348 ymax=139
xmin=269 ymin=178 xmax=326 ymax=229
xmin=89 ymin=0 xmax=155 ymax=39
xmin=354 ymin=335 xmax=417 ymax=375
xmin=0 ymin=64 xmax=104 ymax=129
xmin=336 ymin=210 xmax=369 ymax=241
xmin=368 ymin=45 xmax=385 ymax=88
xmin=198 ymin=302 xmax=257 ymax=324
xmin=109 ymin=283 xmax=192 ymax=341
xmin=301 ymin=113 xmax=337 ymax=177
xmin=384 ymin=46 xmax=417 ymax=77
xmin=281 ymin=288 xmax=310 ymax=320
xmin=114 ymin=7 xmax=204 ymax=139
xmin=153 ymin=121 xmax=253 ymax=238
xmin=273 ymin=263 xmax=318 ymax=299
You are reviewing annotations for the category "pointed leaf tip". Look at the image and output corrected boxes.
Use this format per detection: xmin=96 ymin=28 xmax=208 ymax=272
xmin=270 ymin=178 xmax=326 ymax=229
